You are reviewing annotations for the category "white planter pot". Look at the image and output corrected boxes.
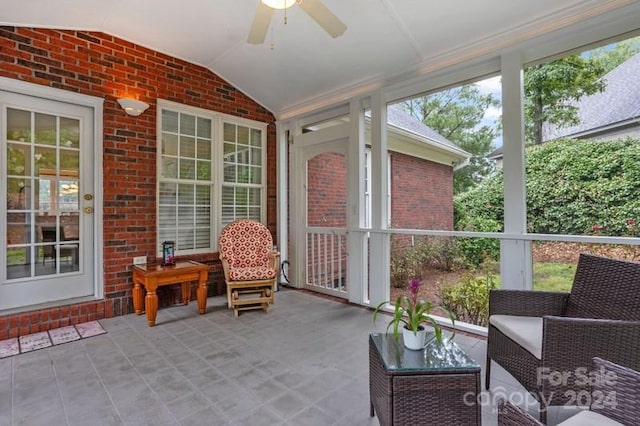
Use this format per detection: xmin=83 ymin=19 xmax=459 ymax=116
xmin=402 ymin=326 xmax=426 ymax=350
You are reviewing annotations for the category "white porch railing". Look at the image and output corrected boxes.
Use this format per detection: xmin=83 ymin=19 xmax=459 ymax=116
xmin=305 ymin=227 xmax=347 ymax=296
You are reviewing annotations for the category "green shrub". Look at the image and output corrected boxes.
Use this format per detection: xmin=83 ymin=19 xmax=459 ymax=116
xmin=439 ymin=269 xmax=498 ymax=326
xmin=455 ymin=216 xmax=501 ymax=268
xmin=390 ymin=236 xmax=466 ymax=287
xmin=390 ymin=250 xmax=417 ymax=289
xmin=416 ymin=236 xmax=464 ymax=272
xmin=455 ymin=138 xmax=640 ymax=237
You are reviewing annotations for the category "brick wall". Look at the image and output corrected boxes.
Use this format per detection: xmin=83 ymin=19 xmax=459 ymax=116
xmin=306 ymin=150 xmax=454 ymax=230
xmin=390 ymin=152 xmax=454 ymax=230
xmin=304 ymin=149 xmax=454 ymax=286
xmin=307 ymin=152 xmax=347 ymax=227
xmin=0 ymin=27 xmax=277 ymax=339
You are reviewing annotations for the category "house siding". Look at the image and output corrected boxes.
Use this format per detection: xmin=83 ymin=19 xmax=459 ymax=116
xmin=306 ymin=151 xmax=454 ymax=229
xmin=390 ymin=152 xmax=454 ymax=230
xmin=307 ymin=152 xmax=347 ymax=227
xmin=304 ymin=150 xmax=454 ymax=287
xmin=0 ymin=27 xmax=277 ymax=339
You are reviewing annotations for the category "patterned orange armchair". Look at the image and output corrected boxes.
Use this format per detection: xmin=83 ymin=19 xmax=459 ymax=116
xmin=218 ymin=219 xmax=280 ymax=316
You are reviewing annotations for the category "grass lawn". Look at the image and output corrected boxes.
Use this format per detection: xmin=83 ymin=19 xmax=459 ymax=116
xmin=533 ymin=262 xmax=576 ymax=292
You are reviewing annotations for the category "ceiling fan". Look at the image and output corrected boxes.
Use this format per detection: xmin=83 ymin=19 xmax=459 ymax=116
xmin=248 ymin=0 xmax=347 ymax=45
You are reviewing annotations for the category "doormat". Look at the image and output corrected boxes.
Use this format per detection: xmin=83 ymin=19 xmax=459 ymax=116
xmin=0 ymin=320 xmax=106 ymax=359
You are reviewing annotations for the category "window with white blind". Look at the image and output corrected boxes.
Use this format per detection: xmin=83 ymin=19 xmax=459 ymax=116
xmin=157 ymin=101 xmax=266 ymax=255
xmin=222 ymin=122 xmax=264 ymax=225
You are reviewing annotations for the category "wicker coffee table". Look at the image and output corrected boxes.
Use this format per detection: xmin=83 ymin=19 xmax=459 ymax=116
xmin=369 ymin=332 xmax=481 ymax=425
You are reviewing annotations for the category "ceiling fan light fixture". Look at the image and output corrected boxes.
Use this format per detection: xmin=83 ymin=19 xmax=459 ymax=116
xmin=261 ymin=0 xmax=296 ymax=10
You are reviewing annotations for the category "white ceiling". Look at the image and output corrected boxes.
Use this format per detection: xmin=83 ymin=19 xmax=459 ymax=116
xmin=2 ymin=0 xmax=639 ymax=120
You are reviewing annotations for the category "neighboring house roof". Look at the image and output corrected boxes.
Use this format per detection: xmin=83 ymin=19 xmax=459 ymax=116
xmin=488 ymin=52 xmax=640 ymax=164
xmin=543 ymin=52 xmax=640 ymax=141
xmin=487 ymin=146 xmax=503 ymax=160
xmin=367 ymin=104 xmax=470 ymax=162
xmin=385 ymin=104 xmax=461 ymax=152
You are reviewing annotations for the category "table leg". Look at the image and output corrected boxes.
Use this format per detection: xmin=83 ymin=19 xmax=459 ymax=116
xmin=133 ymin=279 xmax=144 ymax=315
xmin=197 ymin=272 xmax=208 ymax=314
xmin=145 ymin=280 xmax=159 ymax=326
xmin=181 ymin=282 xmax=191 ymax=305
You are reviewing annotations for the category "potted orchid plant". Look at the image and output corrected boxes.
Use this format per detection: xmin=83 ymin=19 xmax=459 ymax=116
xmin=373 ymin=277 xmax=456 ymax=350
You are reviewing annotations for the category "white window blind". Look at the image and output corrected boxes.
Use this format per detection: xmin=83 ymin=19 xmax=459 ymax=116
xmin=157 ymin=101 xmax=266 ymax=254
xmin=221 ymin=122 xmax=263 ymax=226
xmin=159 ymin=109 xmax=212 ymax=252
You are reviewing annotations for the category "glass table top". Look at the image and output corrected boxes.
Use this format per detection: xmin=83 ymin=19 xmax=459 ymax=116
xmin=370 ymin=332 xmax=480 ymax=372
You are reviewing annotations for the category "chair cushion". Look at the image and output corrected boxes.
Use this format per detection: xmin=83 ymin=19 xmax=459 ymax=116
xmin=219 ymin=219 xmax=274 ymax=269
xmin=558 ymin=410 xmax=623 ymax=426
xmin=490 ymin=315 xmax=543 ymax=359
xmin=229 ymin=266 xmax=276 ymax=281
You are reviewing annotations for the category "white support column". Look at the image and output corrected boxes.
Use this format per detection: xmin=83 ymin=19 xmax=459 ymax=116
xmin=346 ymin=99 xmax=367 ymax=304
xmin=501 ymin=52 xmax=532 ymax=290
xmin=288 ymin=119 xmax=306 ymax=289
xmin=275 ymin=121 xmax=288 ymax=289
xmin=368 ymin=92 xmax=390 ymax=307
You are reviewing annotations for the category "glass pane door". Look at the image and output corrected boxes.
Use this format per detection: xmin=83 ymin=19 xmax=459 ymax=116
xmin=6 ymin=108 xmax=80 ymax=278
xmin=1 ymin=91 xmax=94 ymax=310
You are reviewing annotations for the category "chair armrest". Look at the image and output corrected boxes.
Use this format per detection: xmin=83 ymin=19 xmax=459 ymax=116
xmin=269 ymin=251 xmax=281 ymax=278
xmin=542 ymin=316 xmax=640 ymax=378
xmin=591 ymin=357 xmax=640 ymax=424
xmin=497 ymin=399 xmax=543 ymax=426
xmin=220 ymin=257 xmax=231 ymax=282
xmin=489 ymin=289 xmax=568 ymax=317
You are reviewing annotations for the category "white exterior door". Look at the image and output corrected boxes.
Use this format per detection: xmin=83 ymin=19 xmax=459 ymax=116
xmin=0 ymin=91 xmax=95 ymax=310
xmin=291 ymin=123 xmax=349 ymax=299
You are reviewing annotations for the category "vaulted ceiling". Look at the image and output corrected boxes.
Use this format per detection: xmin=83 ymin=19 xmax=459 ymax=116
xmin=2 ymin=0 xmax=639 ymax=119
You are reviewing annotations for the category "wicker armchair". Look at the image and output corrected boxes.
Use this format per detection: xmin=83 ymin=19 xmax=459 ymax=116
xmin=219 ymin=219 xmax=279 ymax=317
xmin=486 ymin=253 xmax=640 ymax=423
xmin=498 ymin=357 xmax=640 ymax=426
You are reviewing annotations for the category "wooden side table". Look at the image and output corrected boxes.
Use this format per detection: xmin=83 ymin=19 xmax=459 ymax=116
xmin=132 ymin=261 xmax=209 ymax=326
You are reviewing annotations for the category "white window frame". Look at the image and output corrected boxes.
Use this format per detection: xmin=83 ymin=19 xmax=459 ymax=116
xmin=218 ymin=117 xmax=267 ymax=231
xmin=364 ymin=149 xmax=391 ymax=229
xmin=156 ymin=99 xmax=267 ymax=256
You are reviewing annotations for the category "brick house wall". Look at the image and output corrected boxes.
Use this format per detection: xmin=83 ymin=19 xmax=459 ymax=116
xmin=0 ymin=27 xmax=277 ymax=339
xmin=390 ymin=152 xmax=453 ymax=230
xmin=307 ymin=152 xmax=347 ymax=227
xmin=306 ymin=151 xmax=454 ymax=230
xmin=305 ymin=150 xmax=454 ymax=287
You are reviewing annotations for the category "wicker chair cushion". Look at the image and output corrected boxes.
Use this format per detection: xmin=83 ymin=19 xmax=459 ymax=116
xmin=229 ymin=266 xmax=276 ymax=281
xmin=558 ymin=410 xmax=622 ymax=426
xmin=490 ymin=315 xmax=543 ymax=359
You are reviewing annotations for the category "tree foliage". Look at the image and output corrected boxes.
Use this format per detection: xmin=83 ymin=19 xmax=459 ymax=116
xmin=455 ymin=138 xmax=640 ymax=236
xmin=524 ymin=56 xmax=605 ymax=145
xmin=524 ymin=37 xmax=640 ymax=146
xmin=590 ymin=36 xmax=640 ymax=74
xmin=401 ymin=85 xmax=499 ymax=194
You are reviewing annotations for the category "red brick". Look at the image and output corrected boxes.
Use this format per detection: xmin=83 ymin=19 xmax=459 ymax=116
xmin=0 ymin=26 xmax=276 ymax=338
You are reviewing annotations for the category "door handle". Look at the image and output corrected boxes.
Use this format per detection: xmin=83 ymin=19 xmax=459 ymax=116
xmin=84 ymin=207 xmax=94 ymax=214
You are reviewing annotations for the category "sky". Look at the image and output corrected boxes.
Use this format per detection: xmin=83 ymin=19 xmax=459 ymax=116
xmin=473 ymin=75 xmax=503 ymax=148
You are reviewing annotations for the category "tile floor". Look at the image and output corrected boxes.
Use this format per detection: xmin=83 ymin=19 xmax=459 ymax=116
xmin=0 ymin=288 xmax=582 ymax=425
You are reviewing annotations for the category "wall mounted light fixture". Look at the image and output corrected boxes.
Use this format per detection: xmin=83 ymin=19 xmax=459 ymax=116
xmin=117 ymin=98 xmax=150 ymax=116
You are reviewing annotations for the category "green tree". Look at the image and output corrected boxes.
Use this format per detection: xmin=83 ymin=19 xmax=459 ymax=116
xmin=401 ymin=85 xmax=499 ymax=194
xmin=590 ymin=36 xmax=640 ymax=74
xmin=524 ymin=55 xmax=605 ymax=145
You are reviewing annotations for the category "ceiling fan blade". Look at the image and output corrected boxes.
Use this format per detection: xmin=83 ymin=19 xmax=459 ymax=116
xmin=298 ymin=0 xmax=347 ymax=38
xmin=247 ymin=2 xmax=274 ymax=44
